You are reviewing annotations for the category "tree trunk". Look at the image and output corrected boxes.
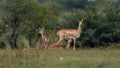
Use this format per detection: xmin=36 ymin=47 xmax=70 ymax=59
xmin=8 ymin=4 xmax=19 ymax=50
xmin=9 ymin=31 xmax=18 ymax=49
xmin=28 ymin=37 xmax=32 ymax=48
xmin=28 ymin=31 xmax=33 ymax=48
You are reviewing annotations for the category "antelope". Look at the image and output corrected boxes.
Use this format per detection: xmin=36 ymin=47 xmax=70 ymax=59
xmin=48 ymin=38 xmax=72 ymax=50
xmin=56 ymin=19 xmax=83 ymax=50
xmin=37 ymin=28 xmax=51 ymax=49
xmin=48 ymin=43 xmax=66 ymax=50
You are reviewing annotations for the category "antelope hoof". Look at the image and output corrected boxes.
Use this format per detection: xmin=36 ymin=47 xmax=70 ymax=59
xmin=73 ymin=48 xmax=75 ymax=50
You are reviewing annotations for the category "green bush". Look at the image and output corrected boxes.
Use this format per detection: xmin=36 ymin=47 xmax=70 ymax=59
xmin=0 ymin=41 xmax=6 ymax=49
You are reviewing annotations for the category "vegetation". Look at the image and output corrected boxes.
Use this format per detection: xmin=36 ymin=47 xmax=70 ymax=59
xmin=0 ymin=0 xmax=120 ymax=68
xmin=0 ymin=0 xmax=120 ymax=49
xmin=0 ymin=48 xmax=120 ymax=68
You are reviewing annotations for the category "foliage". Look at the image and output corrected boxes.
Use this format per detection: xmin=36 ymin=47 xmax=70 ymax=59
xmin=0 ymin=0 xmax=120 ymax=49
xmin=57 ymin=0 xmax=120 ymax=47
xmin=40 ymin=2 xmax=61 ymax=29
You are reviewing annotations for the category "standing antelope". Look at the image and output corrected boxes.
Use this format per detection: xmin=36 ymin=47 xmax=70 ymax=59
xmin=56 ymin=19 xmax=83 ymax=50
xmin=38 ymin=28 xmax=51 ymax=49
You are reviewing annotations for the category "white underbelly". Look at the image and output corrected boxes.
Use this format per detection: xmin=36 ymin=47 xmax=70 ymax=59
xmin=45 ymin=38 xmax=49 ymax=43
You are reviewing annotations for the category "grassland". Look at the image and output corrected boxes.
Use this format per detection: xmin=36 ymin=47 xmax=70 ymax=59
xmin=0 ymin=48 xmax=120 ymax=68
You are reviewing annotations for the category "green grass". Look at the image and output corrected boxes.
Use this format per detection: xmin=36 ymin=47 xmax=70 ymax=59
xmin=0 ymin=48 xmax=120 ymax=68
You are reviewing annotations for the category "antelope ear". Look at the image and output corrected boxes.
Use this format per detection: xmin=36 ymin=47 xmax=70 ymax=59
xmin=38 ymin=27 xmax=41 ymax=29
xmin=38 ymin=27 xmax=41 ymax=30
xmin=81 ymin=18 xmax=83 ymax=22
xmin=36 ymin=29 xmax=38 ymax=32
xmin=77 ymin=18 xmax=83 ymax=22
xmin=42 ymin=27 xmax=44 ymax=30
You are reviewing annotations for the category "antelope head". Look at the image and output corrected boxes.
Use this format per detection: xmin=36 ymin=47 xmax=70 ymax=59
xmin=38 ymin=27 xmax=44 ymax=34
xmin=78 ymin=18 xmax=83 ymax=26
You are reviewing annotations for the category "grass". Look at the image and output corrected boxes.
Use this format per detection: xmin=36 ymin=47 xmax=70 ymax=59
xmin=0 ymin=48 xmax=120 ymax=68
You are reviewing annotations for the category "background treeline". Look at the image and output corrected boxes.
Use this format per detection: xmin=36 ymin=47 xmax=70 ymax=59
xmin=0 ymin=0 xmax=120 ymax=49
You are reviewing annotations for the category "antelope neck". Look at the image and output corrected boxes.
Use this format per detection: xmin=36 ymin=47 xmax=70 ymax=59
xmin=77 ymin=23 xmax=81 ymax=37
xmin=41 ymin=32 xmax=44 ymax=38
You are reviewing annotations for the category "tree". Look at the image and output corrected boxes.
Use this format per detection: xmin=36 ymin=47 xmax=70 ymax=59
xmin=55 ymin=0 xmax=89 ymax=10
xmin=0 ymin=0 xmax=62 ymax=49
xmin=0 ymin=0 xmax=41 ymax=49
xmin=40 ymin=2 xmax=61 ymax=29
